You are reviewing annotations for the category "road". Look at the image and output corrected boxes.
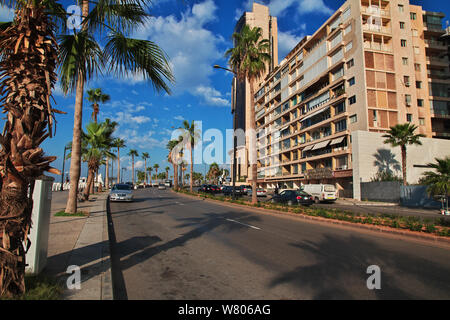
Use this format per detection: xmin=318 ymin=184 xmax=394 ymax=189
xmin=109 ymin=188 xmax=450 ymax=300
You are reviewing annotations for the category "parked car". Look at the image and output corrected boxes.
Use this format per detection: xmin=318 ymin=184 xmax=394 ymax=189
xmin=256 ymin=188 xmax=267 ymax=197
xmin=110 ymin=184 xmax=134 ymax=202
xmin=164 ymin=180 xmax=172 ymax=187
xmin=240 ymin=185 xmax=252 ymax=195
xmin=301 ymin=184 xmax=337 ymax=203
xmin=222 ymin=186 xmax=243 ymax=196
xmin=158 ymin=183 xmax=166 ymax=190
xmin=210 ymin=185 xmax=220 ymax=193
xmin=199 ymin=184 xmax=213 ymax=193
xmin=270 ymin=189 xmax=314 ymax=206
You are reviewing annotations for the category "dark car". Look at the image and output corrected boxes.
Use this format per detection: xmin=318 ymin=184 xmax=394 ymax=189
xmin=199 ymin=184 xmax=211 ymax=193
xmin=222 ymin=186 xmax=243 ymax=196
xmin=270 ymin=189 xmax=314 ymax=206
xmin=240 ymin=185 xmax=252 ymax=195
xmin=210 ymin=185 xmax=220 ymax=193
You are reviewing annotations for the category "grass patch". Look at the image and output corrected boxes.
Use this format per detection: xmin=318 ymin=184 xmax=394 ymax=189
xmin=55 ymin=211 xmax=89 ymax=217
xmin=1 ymin=274 xmax=63 ymax=300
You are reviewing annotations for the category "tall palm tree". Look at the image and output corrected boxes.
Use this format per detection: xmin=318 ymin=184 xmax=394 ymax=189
xmin=382 ymin=123 xmax=425 ymax=186
xmin=147 ymin=167 xmax=153 ymax=185
xmin=0 ymin=0 xmax=61 ymax=296
xmin=181 ymin=120 xmax=201 ymax=193
xmin=167 ymin=139 xmax=180 ymax=190
xmin=128 ymin=149 xmax=139 ymax=185
xmin=153 ymin=164 xmax=159 ymax=182
xmin=113 ymin=138 xmax=126 ymax=183
xmin=101 ymin=118 xmax=117 ymax=189
xmin=87 ymin=88 xmax=110 ymax=123
xmin=62 ymin=0 xmax=175 ymax=214
xmin=225 ymin=24 xmax=270 ymax=204
xmin=141 ymin=152 xmax=150 ymax=185
xmin=420 ymin=157 xmax=450 ymax=212
xmin=165 ymin=166 xmax=170 ymax=179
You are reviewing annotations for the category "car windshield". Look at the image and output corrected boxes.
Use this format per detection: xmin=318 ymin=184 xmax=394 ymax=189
xmin=296 ymin=191 xmax=309 ymax=196
xmin=324 ymin=185 xmax=335 ymax=192
xmin=113 ymin=184 xmax=131 ymax=191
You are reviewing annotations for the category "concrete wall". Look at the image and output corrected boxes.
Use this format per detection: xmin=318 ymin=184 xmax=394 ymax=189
xmin=352 ymin=130 xmax=450 ymax=200
xmin=400 ymin=185 xmax=442 ymax=209
xmin=361 ymin=181 xmax=401 ymax=203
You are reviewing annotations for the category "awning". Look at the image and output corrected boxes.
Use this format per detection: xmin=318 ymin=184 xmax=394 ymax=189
xmin=301 ymin=106 xmax=330 ymax=122
xmin=312 ymin=140 xmax=330 ymax=150
xmin=330 ymin=136 xmax=346 ymax=145
xmin=302 ymin=144 xmax=314 ymax=151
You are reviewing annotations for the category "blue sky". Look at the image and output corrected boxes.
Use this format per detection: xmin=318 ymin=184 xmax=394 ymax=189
xmin=1 ymin=0 xmax=449 ymax=182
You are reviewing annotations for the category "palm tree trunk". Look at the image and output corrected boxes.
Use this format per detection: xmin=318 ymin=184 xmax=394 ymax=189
xmin=65 ymin=75 xmax=84 ymax=214
xmin=83 ymin=169 xmax=94 ymax=201
xmin=144 ymin=159 xmax=147 ymax=185
xmin=132 ymin=156 xmax=135 ymax=185
xmin=105 ymin=156 xmax=109 ymax=189
xmin=173 ymin=163 xmax=178 ymax=190
xmin=190 ymin=144 xmax=193 ymax=193
xmin=117 ymin=147 xmax=120 ymax=183
xmin=249 ymin=80 xmax=258 ymax=204
xmin=401 ymin=145 xmax=407 ymax=186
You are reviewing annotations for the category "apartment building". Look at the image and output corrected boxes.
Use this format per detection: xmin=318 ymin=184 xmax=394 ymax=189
xmin=251 ymin=0 xmax=449 ymax=197
xmin=230 ymin=2 xmax=278 ymax=182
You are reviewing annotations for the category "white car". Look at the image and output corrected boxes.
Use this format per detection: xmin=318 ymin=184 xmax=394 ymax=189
xmin=301 ymin=184 xmax=337 ymax=203
xmin=158 ymin=183 xmax=166 ymax=190
xmin=256 ymin=188 xmax=267 ymax=197
xmin=110 ymin=184 xmax=134 ymax=202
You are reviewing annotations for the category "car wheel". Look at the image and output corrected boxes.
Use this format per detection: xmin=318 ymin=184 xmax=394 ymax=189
xmin=287 ymin=200 xmax=294 ymax=206
xmin=271 ymin=199 xmax=275 ymax=203
xmin=314 ymin=197 xmax=320 ymax=204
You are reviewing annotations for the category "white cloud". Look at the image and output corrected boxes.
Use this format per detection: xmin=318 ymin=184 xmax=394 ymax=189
xmin=193 ymin=85 xmax=229 ymax=107
xmin=174 ymin=115 xmax=185 ymax=121
xmin=278 ymin=29 xmax=305 ymax=60
xmin=117 ymin=129 xmax=168 ymax=150
xmin=297 ymin=0 xmax=333 ymax=15
xmin=132 ymin=0 xmax=225 ymax=98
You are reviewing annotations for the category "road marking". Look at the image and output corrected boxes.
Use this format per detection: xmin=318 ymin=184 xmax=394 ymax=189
xmin=175 ymin=201 xmax=185 ymax=206
xmin=225 ymin=218 xmax=261 ymax=230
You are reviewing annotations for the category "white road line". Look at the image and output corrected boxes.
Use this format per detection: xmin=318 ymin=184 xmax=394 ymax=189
xmin=226 ymin=218 xmax=261 ymax=230
xmin=175 ymin=201 xmax=185 ymax=206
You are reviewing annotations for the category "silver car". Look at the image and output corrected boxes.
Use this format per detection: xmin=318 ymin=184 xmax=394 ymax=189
xmin=110 ymin=184 xmax=134 ymax=202
xmin=158 ymin=183 xmax=166 ymax=190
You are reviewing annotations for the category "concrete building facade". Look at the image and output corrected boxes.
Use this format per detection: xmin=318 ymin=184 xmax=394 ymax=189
xmin=230 ymin=2 xmax=279 ymax=182
xmin=248 ymin=0 xmax=450 ymax=197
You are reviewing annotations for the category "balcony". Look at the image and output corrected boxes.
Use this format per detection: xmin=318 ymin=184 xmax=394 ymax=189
xmin=424 ymin=39 xmax=447 ymax=50
xmin=362 ymin=24 xmax=392 ymax=34
xmin=426 ymin=56 xmax=449 ymax=67
xmin=424 ymin=22 xmax=444 ymax=33
xmin=427 ymin=69 xmax=450 ymax=80
xmin=361 ymin=7 xmax=390 ymax=18
xmin=364 ymin=41 xmax=392 ymax=52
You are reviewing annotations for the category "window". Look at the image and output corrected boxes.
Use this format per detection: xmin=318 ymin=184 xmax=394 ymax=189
xmin=416 ymin=81 xmax=422 ymax=88
xmin=347 ymin=59 xmax=354 ymax=69
xmin=345 ymin=41 xmax=353 ymax=52
xmin=404 ymin=76 xmax=410 ymax=87
xmin=335 ymin=101 xmax=346 ymax=114
xmin=343 ymin=6 xmax=351 ymax=21
xmin=412 ymin=29 xmax=418 ymax=37
xmin=398 ymin=4 xmax=404 ymax=12
xmin=414 ymin=46 xmax=420 ymax=54
xmin=335 ymin=119 xmax=347 ymax=132
xmin=407 ymin=114 xmax=412 ymax=122
xmin=402 ymin=57 xmax=408 ymax=65
xmin=345 ymin=24 xmax=352 ymax=35
xmin=419 ymin=118 xmax=425 ymax=125
xmin=348 ymin=77 xmax=355 ymax=86
xmin=405 ymin=94 xmax=412 ymax=106
xmin=401 ymin=39 xmax=407 ymax=47
xmin=373 ymin=110 xmax=378 ymax=123
xmin=410 ymin=12 xmax=417 ymax=20
xmin=400 ymin=22 xmax=405 ymax=29
xmin=414 ymin=63 xmax=421 ymax=71
xmin=350 ymin=114 xmax=357 ymax=123
xmin=417 ymin=99 xmax=424 ymax=107
xmin=349 ymin=95 xmax=356 ymax=105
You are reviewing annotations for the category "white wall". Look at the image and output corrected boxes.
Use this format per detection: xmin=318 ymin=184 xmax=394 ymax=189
xmin=352 ymin=130 xmax=450 ymax=200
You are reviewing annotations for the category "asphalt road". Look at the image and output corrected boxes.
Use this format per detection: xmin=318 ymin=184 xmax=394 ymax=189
xmin=109 ymin=188 xmax=450 ymax=300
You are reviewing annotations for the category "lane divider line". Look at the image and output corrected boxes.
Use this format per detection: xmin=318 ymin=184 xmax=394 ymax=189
xmin=225 ymin=218 xmax=261 ymax=230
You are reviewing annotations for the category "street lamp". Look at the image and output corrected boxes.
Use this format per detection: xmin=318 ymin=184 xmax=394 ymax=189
xmin=213 ymin=64 xmax=238 ymax=200
xmin=60 ymin=143 xmax=70 ymax=191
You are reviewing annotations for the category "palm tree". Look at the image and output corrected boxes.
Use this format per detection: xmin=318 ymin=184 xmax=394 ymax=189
xmin=165 ymin=166 xmax=170 ymax=179
xmin=128 ymin=149 xmax=139 ymax=185
xmin=207 ymin=163 xmax=221 ymax=184
xmin=147 ymin=167 xmax=153 ymax=185
xmin=141 ymin=152 xmax=150 ymax=185
xmin=180 ymin=161 xmax=186 ymax=186
xmin=153 ymin=164 xmax=159 ymax=182
xmin=420 ymin=157 xmax=450 ymax=213
xmin=382 ymin=123 xmax=425 ymax=186
xmin=113 ymin=138 xmax=126 ymax=183
xmin=62 ymin=0 xmax=175 ymax=214
xmin=0 ymin=0 xmax=60 ymax=296
xmin=225 ymin=24 xmax=270 ymax=204
xmin=180 ymin=120 xmax=201 ymax=193
xmin=87 ymin=88 xmax=110 ymax=123
xmin=102 ymin=118 xmax=117 ymax=189
xmin=167 ymin=139 xmax=180 ymax=190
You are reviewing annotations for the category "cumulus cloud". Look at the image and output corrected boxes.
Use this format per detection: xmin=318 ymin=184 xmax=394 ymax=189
xmin=132 ymin=0 xmax=225 ymax=98
xmin=194 ymin=85 xmax=229 ymax=107
xmin=278 ymin=29 xmax=305 ymax=60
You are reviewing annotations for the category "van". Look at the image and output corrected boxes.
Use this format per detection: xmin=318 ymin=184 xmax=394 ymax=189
xmin=301 ymin=184 xmax=337 ymax=203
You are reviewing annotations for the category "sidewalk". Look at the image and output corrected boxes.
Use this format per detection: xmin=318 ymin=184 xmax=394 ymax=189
xmin=337 ymin=198 xmax=398 ymax=206
xmin=44 ymin=191 xmax=113 ymax=300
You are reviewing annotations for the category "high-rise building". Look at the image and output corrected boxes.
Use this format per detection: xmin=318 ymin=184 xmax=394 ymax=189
xmin=251 ymin=0 xmax=450 ymax=197
xmin=230 ymin=2 xmax=278 ymax=182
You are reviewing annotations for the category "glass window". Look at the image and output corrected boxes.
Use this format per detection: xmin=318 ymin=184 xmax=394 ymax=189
xmin=402 ymin=57 xmax=408 ymax=65
xmin=404 ymin=76 xmax=410 ymax=87
xmin=400 ymin=22 xmax=405 ymax=29
xmin=350 ymin=114 xmax=357 ymax=123
xmin=401 ymin=39 xmax=407 ymax=47
xmin=419 ymin=118 xmax=425 ymax=125
xmin=405 ymin=94 xmax=412 ymax=105
xmin=347 ymin=59 xmax=354 ymax=69
xmin=410 ymin=12 xmax=416 ymax=20
xmin=416 ymin=81 xmax=422 ymax=88
xmin=345 ymin=41 xmax=353 ymax=52
xmin=349 ymin=95 xmax=356 ymax=105
xmin=335 ymin=119 xmax=347 ymax=132
xmin=398 ymin=4 xmax=404 ymax=12
xmin=417 ymin=99 xmax=424 ymax=107
xmin=407 ymin=113 xmax=412 ymax=122
xmin=414 ymin=63 xmax=421 ymax=71
xmin=348 ymin=77 xmax=355 ymax=86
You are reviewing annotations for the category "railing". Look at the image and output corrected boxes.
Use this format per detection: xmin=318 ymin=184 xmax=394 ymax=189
xmin=361 ymin=7 xmax=390 ymax=17
xmin=424 ymin=22 xmax=443 ymax=31
xmin=425 ymin=39 xmax=446 ymax=47
xmin=364 ymin=42 xmax=393 ymax=52
xmin=362 ymin=24 xmax=392 ymax=34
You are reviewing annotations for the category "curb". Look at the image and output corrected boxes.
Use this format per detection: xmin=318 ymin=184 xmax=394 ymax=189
xmin=174 ymin=191 xmax=450 ymax=246
xmin=101 ymin=194 xmax=113 ymax=300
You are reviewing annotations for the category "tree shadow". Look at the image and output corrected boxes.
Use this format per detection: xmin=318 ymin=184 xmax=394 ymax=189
xmin=268 ymin=234 xmax=450 ymax=299
xmin=373 ymin=148 xmax=401 ymax=175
